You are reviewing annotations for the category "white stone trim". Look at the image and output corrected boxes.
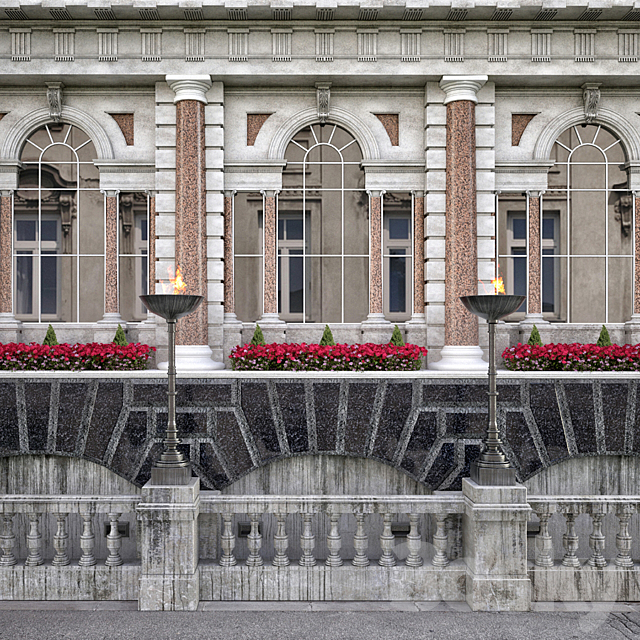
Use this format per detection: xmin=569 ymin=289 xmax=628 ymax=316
xmin=533 ymin=107 xmax=640 ymax=162
xmin=1 ymin=106 xmax=114 ymax=160
xmin=439 ymin=76 xmax=488 ymax=105
xmin=166 ymin=75 xmax=213 ymax=105
xmin=268 ymin=106 xmax=380 ymax=160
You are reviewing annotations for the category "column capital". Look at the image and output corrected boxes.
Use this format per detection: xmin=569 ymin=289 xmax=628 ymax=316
xmin=0 ymin=190 xmax=13 ymax=198
xmin=166 ymin=75 xmax=212 ymax=105
xmin=439 ymin=76 xmax=488 ymax=105
xmin=366 ymin=190 xmax=385 ymax=198
xmin=260 ymin=189 xmax=280 ymax=198
xmin=526 ymin=190 xmax=545 ymax=198
xmin=224 ymin=190 xmax=237 ymax=198
xmin=412 ymin=190 xmax=424 ymax=198
xmin=101 ymin=189 xmax=120 ymax=198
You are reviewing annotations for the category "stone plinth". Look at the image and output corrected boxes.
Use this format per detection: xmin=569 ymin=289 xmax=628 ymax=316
xmin=462 ymin=478 xmax=531 ymax=611
xmin=137 ymin=477 xmax=200 ymax=611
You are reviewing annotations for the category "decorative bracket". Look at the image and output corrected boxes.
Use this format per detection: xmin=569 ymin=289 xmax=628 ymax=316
xmin=316 ymin=82 xmax=331 ymax=125
xmin=582 ymin=83 xmax=601 ymax=124
xmin=46 ymin=82 xmax=64 ymax=122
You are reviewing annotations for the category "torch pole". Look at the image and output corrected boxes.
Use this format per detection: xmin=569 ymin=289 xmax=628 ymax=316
xmin=151 ymin=317 xmax=190 ymax=484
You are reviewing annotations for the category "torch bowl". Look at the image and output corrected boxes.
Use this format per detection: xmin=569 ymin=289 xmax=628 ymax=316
xmin=140 ymin=294 xmax=204 ymax=321
xmin=460 ymin=294 xmax=526 ymax=323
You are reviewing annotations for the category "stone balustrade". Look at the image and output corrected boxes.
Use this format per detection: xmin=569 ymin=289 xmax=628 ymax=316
xmin=528 ymin=496 xmax=640 ymax=602
xmin=0 ymin=495 xmax=141 ymax=600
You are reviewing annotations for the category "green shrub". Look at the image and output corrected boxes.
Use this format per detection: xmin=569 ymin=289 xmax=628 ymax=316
xmin=597 ymin=325 xmax=612 ymax=347
xmin=527 ymin=325 xmax=543 ymax=347
xmin=42 ymin=324 xmax=58 ymax=346
xmin=113 ymin=324 xmax=128 ymax=346
xmin=389 ymin=325 xmax=405 ymax=347
xmin=250 ymin=324 xmax=266 ymax=346
xmin=319 ymin=324 xmax=335 ymax=346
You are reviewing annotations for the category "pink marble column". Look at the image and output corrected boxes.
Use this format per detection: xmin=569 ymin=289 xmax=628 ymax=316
xmin=526 ymin=192 xmax=542 ymax=317
xmin=431 ymin=76 xmax=487 ymax=371
xmin=168 ymin=76 xmax=212 ymax=346
xmin=413 ymin=191 xmax=425 ymax=317
xmin=148 ymin=193 xmax=156 ymax=294
xmin=104 ymin=191 xmax=120 ymax=317
xmin=368 ymin=191 xmax=384 ymax=318
xmin=262 ymin=191 xmax=278 ymax=318
xmin=0 ymin=193 xmax=12 ymax=314
xmin=223 ymin=191 xmax=235 ymax=318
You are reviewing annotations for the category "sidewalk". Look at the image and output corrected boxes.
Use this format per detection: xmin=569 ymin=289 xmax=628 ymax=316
xmin=1 ymin=602 xmax=639 ymax=640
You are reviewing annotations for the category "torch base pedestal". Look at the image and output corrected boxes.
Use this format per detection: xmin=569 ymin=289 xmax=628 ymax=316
xmin=151 ymin=464 xmax=192 ymax=486
xmin=470 ymin=461 xmax=516 ymax=486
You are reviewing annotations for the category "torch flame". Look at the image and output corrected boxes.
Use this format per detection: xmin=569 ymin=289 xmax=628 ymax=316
xmin=491 ymin=276 xmax=506 ymax=295
xmin=163 ymin=266 xmax=187 ymax=295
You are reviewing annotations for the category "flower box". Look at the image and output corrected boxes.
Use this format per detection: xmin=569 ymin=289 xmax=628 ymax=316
xmin=0 ymin=342 xmax=155 ymax=371
xmin=501 ymin=343 xmax=640 ymax=372
xmin=230 ymin=343 xmax=427 ymax=371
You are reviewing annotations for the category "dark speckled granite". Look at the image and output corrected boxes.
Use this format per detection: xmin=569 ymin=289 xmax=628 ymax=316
xmin=563 ymin=383 xmax=596 ymax=455
xmin=1 ymin=376 xmax=638 ymax=491
xmin=25 ymin=383 xmax=50 ymax=451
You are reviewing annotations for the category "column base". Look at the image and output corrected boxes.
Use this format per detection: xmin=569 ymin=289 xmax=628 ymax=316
xmin=0 ymin=313 xmax=22 ymax=343
xmin=257 ymin=314 xmax=286 ymax=343
xmin=93 ymin=314 xmax=123 ymax=343
xmin=428 ymin=345 xmax=488 ymax=371
xmin=625 ymin=315 xmax=640 ymax=345
xmin=223 ymin=318 xmax=243 ymax=367
xmin=361 ymin=314 xmax=392 ymax=344
xmin=404 ymin=315 xmax=427 ymax=349
xmin=157 ymin=345 xmax=224 ymax=371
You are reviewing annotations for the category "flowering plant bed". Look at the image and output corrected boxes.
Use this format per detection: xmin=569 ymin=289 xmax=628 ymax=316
xmin=502 ymin=342 xmax=640 ymax=372
xmin=230 ymin=342 xmax=427 ymax=371
xmin=0 ymin=342 xmax=155 ymax=371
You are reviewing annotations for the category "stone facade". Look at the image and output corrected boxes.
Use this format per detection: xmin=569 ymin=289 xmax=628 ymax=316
xmin=1 ymin=2 xmax=640 ymax=368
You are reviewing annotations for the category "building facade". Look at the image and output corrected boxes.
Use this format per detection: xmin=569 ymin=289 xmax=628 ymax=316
xmin=1 ymin=0 xmax=640 ymax=368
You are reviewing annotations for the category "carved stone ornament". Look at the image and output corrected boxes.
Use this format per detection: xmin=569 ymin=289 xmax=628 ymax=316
xmin=316 ymin=82 xmax=331 ymax=125
xmin=46 ymin=82 xmax=64 ymax=122
xmin=582 ymin=83 xmax=601 ymax=124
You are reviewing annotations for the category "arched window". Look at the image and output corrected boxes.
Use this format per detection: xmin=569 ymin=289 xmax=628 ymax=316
xmin=278 ymin=123 xmax=369 ymax=323
xmin=15 ymin=123 xmax=103 ymax=322
xmin=499 ymin=124 xmax=633 ymax=323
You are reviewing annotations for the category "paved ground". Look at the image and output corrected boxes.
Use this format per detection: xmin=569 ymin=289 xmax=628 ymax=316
xmin=1 ymin=602 xmax=639 ymax=639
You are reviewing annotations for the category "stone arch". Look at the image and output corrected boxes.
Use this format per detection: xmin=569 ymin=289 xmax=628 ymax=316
xmin=268 ymin=107 xmax=380 ymax=161
xmin=220 ymin=454 xmax=433 ymax=496
xmin=533 ymin=107 xmax=640 ymax=163
xmin=1 ymin=106 xmax=114 ymax=161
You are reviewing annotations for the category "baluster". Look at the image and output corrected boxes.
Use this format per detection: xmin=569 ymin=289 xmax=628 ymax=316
xmin=615 ymin=505 xmax=634 ymax=568
xmin=78 ymin=514 xmax=96 ymax=567
xmin=352 ymin=513 xmax=369 ymax=567
xmin=432 ymin=514 xmax=450 ymax=568
xmin=0 ymin=515 xmax=16 ymax=567
xmin=588 ymin=510 xmax=607 ymax=568
xmin=379 ymin=513 xmax=396 ymax=567
xmin=52 ymin=513 xmax=70 ymax=566
xmin=326 ymin=513 xmax=343 ymax=567
xmin=105 ymin=513 xmax=123 ymax=567
xmin=246 ymin=513 xmax=263 ymax=567
xmin=25 ymin=514 xmax=44 ymax=566
xmin=561 ymin=511 xmax=581 ymax=568
xmin=219 ymin=514 xmax=237 ymax=567
xmin=534 ymin=511 xmax=554 ymax=567
xmin=273 ymin=513 xmax=290 ymax=567
xmin=405 ymin=513 xmax=423 ymax=568
xmin=299 ymin=513 xmax=316 ymax=567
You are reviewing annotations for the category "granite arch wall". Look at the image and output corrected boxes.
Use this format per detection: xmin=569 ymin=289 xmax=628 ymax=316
xmin=0 ymin=376 xmax=637 ymax=493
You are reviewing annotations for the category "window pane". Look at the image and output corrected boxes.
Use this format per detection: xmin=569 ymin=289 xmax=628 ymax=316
xmin=40 ymin=254 xmax=57 ymax=316
xmin=571 ymin=257 xmax=605 ymax=323
xmin=78 ymin=190 xmax=104 ymax=255
xmin=542 ymin=251 xmax=556 ymax=314
xmin=512 ymin=217 xmax=526 ymax=240
xmin=512 ymin=249 xmax=526 ymax=313
xmin=78 ymin=257 xmax=104 ymax=322
xmin=41 ymin=220 xmax=58 ymax=243
xmin=15 ymin=254 xmax=34 ymax=316
xmin=542 ymin=217 xmax=555 ymax=240
xmin=235 ymin=257 xmax=263 ymax=322
xmin=289 ymin=253 xmax=303 ymax=314
xmin=344 ymin=191 xmax=369 ymax=255
xmin=286 ymin=218 xmax=303 ymax=240
xmin=389 ymin=218 xmax=409 ymax=240
xmin=388 ymin=255 xmax=407 ymax=313
xmin=234 ymin=193 xmax=263 ymax=256
xmin=608 ymin=257 xmax=633 ymax=323
xmin=16 ymin=219 xmax=36 ymax=242
xmin=571 ymin=191 xmax=606 ymax=255
xmin=344 ymin=257 xmax=368 ymax=323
